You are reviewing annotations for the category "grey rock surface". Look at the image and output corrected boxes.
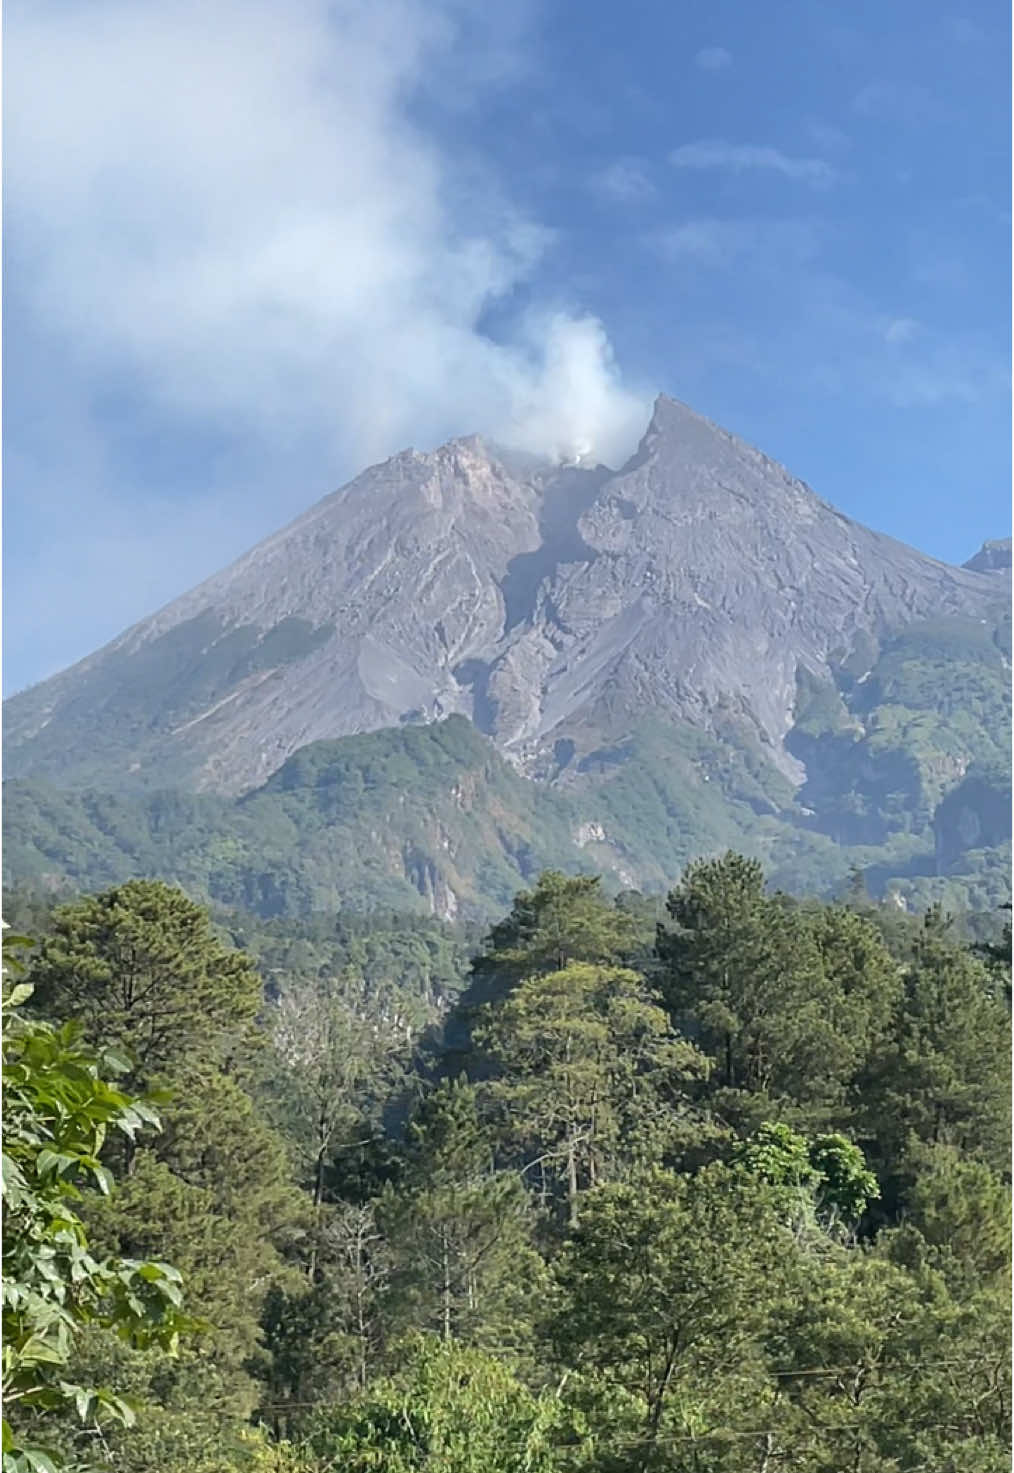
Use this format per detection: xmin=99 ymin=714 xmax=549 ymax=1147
xmin=963 ymin=537 xmax=1012 ymax=574
xmin=5 ymin=397 xmax=1004 ymax=795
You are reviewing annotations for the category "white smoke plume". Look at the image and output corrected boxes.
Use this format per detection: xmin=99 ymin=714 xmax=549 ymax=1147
xmin=4 ymin=0 xmax=652 ymax=685
xmin=6 ymin=0 xmax=647 ymax=470
xmin=506 ymin=314 xmax=646 ymax=466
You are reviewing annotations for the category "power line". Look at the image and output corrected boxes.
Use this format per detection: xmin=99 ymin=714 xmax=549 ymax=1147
xmin=256 ymin=1350 xmax=1005 ymax=1412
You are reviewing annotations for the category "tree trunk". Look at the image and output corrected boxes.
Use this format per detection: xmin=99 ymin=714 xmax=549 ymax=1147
xmin=567 ymin=1135 xmax=579 ymax=1228
xmin=441 ymin=1231 xmax=452 ymax=1342
xmin=639 ymin=1338 xmax=679 ymax=1471
xmin=313 ymin=1109 xmax=328 ymax=1207
xmin=354 ymin=1224 xmax=368 ymax=1391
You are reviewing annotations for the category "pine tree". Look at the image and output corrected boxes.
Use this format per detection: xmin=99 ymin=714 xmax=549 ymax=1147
xmin=380 ymin=1080 xmax=545 ymax=1352
xmin=266 ymin=968 xmax=406 ymax=1281
xmin=442 ymin=872 xmax=638 ymax=1073
xmin=861 ymin=917 xmax=1011 ymax=1177
xmin=23 ymin=883 xmax=304 ymax=1429
xmin=475 ymin=872 xmax=636 ymax=977
xmin=29 ymin=881 xmax=263 ymax=1097
xmin=551 ymin=1164 xmax=791 ymax=1459
xmin=475 ymin=963 xmax=705 ymax=1224
xmin=658 ymin=853 xmax=888 ymax=1123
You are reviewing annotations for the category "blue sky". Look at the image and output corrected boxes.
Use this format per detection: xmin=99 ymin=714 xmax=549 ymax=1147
xmin=4 ymin=0 xmax=1010 ymax=694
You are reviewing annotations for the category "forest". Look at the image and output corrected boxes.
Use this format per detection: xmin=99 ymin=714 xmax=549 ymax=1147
xmin=3 ymin=855 xmax=1011 ymax=1472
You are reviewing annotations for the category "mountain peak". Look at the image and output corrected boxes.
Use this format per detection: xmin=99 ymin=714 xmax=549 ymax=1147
xmin=626 ymin=392 xmax=786 ymax=487
xmin=4 ymin=394 xmax=1004 ymax=797
xmin=648 ymin=391 xmax=718 ymax=430
xmin=963 ymin=536 xmax=1012 ymax=574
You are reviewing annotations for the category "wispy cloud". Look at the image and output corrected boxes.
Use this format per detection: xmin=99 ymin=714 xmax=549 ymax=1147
xmin=649 ymin=220 xmax=1004 ymax=413
xmin=651 ymin=217 xmax=821 ymax=269
xmin=851 ymin=80 xmax=937 ymax=124
xmin=694 ymin=46 xmax=732 ymax=72
xmin=591 ymin=158 xmax=656 ymax=203
xmin=873 ymin=335 xmax=1006 ymax=408
xmin=883 ymin=317 xmax=921 ymax=345
xmin=669 ymin=140 xmax=834 ymax=187
xmin=782 ymin=290 xmax=1004 ymax=409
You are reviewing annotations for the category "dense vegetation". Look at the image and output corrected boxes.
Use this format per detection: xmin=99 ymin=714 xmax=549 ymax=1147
xmin=787 ymin=613 xmax=1011 ymax=906
xmin=2 ymin=718 xmax=589 ymax=920
xmin=3 ymin=857 xmax=1010 ymax=1471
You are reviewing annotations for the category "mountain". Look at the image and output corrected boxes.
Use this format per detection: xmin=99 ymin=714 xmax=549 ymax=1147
xmin=964 ymin=536 xmax=1012 ymax=574
xmin=4 ymin=396 xmax=1010 ymax=918
xmin=6 ymin=397 xmax=1004 ymax=791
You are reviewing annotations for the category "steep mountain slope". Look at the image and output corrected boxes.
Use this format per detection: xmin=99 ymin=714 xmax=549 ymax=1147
xmin=6 ymin=397 xmax=1003 ymax=797
xmin=4 ymin=436 xmax=547 ymax=792
xmin=480 ymin=398 xmax=1003 ymax=779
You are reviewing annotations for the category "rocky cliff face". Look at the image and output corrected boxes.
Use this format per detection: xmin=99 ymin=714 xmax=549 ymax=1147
xmin=5 ymin=396 xmax=1004 ymax=796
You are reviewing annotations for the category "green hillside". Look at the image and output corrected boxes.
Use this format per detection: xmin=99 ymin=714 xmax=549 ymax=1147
xmin=3 ymin=717 xmax=592 ymax=922
xmin=790 ymin=614 xmax=1011 ymax=843
xmin=4 ymin=655 xmax=1010 ymax=922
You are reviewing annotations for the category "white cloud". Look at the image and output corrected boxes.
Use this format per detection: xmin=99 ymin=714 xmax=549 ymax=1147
xmin=6 ymin=0 xmax=647 ymax=467
xmin=669 ymin=140 xmax=834 ymax=187
xmin=694 ymin=46 xmax=732 ymax=72
xmin=590 ymin=158 xmax=656 ymax=203
xmin=4 ymin=0 xmax=651 ymax=686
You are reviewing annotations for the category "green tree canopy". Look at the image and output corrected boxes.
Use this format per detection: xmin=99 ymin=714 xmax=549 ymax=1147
xmin=301 ymin=1336 xmax=580 ymax=1473
xmin=379 ymin=1081 xmax=546 ymax=1352
xmin=475 ymin=963 xmax=705 ymax=1224
xmin=2 ymin=933 xmax=185 ymax=1473
xmin=730 ymin=1121 xmax=879 ymax=1229
xmin=860 ymin=916 xmax=1011 ymax=1177
xmin=551 ymin=1164 xmax=792 ymax=1459
xmin=21 ymin=883 xmax=303 ymax=1431
xmin=28 ymin=881 xmax=263 ymax=1092
xmin=658 ymin=853 xmax=902 ymax=1126
xmin=467 ymin=873 xmax=635 ymax=999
